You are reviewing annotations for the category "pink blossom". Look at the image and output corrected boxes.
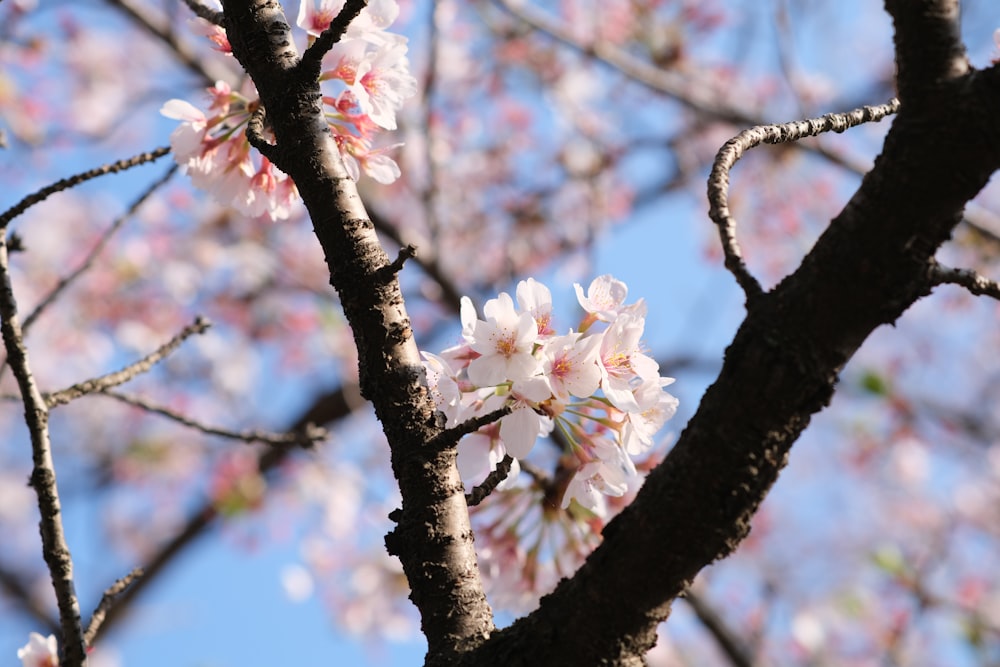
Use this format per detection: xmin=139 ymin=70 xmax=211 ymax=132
xmin=297 ymin=0 xmax=400 ymax=40
xmin=160 ymin=86 xmax=300 ymax=221
xmin=621 ymin=379 xmax=679 ymax=456
xmin=456 ymin=421 xmax=521 ymax=488
xmin=562 ymin=458 xmax=630 ymax=517
xmin=516 ymin=277 xmax=555 ymax=337
xmin=500 ymin=376 xmax=553 ymax=457
xmin=351 ymin=40 xmax=417 ymax=130
xmin=540 ymin=332 xmax=602 ymax=401
xmin=467 ymin=292 xmax=540 ymax=387
xmin=335 ymin=133 xmax=403 ymax=183
xmin=17 ymin=633 xmax=57 ymax=667
xmin=575 ymin=274 xmax=630 ymax=323
xmin=597 ymin=312 xmax=660 ymax=412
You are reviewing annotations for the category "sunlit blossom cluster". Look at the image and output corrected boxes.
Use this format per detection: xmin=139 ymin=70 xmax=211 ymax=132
xmin=160 ymin=0 xmax=417 ymax=221
xmin=422 ymin=275 xmax=678 ymax=516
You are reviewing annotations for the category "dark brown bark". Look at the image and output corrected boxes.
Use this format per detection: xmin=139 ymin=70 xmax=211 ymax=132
xmin=216 ymin=0 xmax=1000 ymax=665
xmin=220 ymin=0 xmax=495 ymax=659
xmin=448 ymin=1 xmax=1000 ymax=665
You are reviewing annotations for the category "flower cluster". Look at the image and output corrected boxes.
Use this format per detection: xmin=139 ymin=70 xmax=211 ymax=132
xmin=422 ymin=275 xmax=678 ymax=516
xmin=17 ymin=633 xmax=57 ymax=667
xmin=160 ymin=0 xmax=416 ymax=221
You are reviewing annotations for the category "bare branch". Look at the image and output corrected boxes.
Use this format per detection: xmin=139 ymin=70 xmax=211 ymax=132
xmin=491 ymin=0 xmax=758 ymax=127
xmin=246 ymin=104 xmax=280 ymax=163
xmin=91 ymin=383 xmax=358 ymax=640
xmin=378 ymin=243 xmax=417 ymax=281
xmin=427 ymin=406 xmax=513 ymax=452
xmin=707 ymin=99 xmax=899 ymax=304
xmin=83 ymin=567 xmax=144 ymax=648
xmin=0 ymin=147 xmax=171 ymax=230
xmin=100 ymin=389 xmax=328 ymax=447
xmin=103 ymin=0 xmax=221 ymax=85
xmin=682 ymin=588 xmax=758 ymax=667
xmin=492 ymin=0 xmax=1000 ymax=248
xmin=0 ymin=564 xmax=60 ymax=637
xmin=180 ymin=0 xmax=224 ymax=25
xmin=45 ymin=317 xmax=211 ymax=408
xmin=929 ymin=262 xmax=1000 ymax=300
xmin=300 ymin=0 xmax=368 ymax=73
xmin=368 ymin=207 xmax=469 ymax=313
xmin=22 ymin=166 xmax=178 ymax=334
xmin=466 ymin=454 xmax=515 ymax=507
xmin=0 ymin=234 xmax=86 ymax=664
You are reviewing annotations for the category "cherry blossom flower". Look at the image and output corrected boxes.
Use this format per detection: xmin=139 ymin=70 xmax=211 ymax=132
xmin=467 ymin=292 xmax=540 ymax=387
xmin=17 ymin=633 xmax=57 ymax=667
xmin=161 ymin=82 xmax=300 ymax=222
xmin=421 ymin=275 xmax=677 ymax=509
xmin=297 ymin=0 xmax=400 ymax=41
xmin=516 ymin=277 xmax=555 ymax=336
xmin=350 ymin=40 xmax=417 ymax=130
xmin=539 ymin=332 xmax=602 ymax=401
xmin=162 ymin=2 xmax=416 ymax=218
xmin=562 ymin=459 xmax=630 ymax=516
xmin=621 ymin=378 xmax=679 ymax=456
xmin=597 ymin=312 xmax=661 ymax=413
xmin=575 ymin=274 xmax=635 ymax=325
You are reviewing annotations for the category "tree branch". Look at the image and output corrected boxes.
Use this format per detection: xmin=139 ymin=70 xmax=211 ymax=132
xmin=0 ymin=563 xmax=60 ymax=637
xmin=21 ymin=166 xmax=178 ymax=334
xmin=886 ymin=0 xmax=968 ymax=103
xmin=103 ymin=0 xmax=221 ymax=85
xmin=0 ymin=234 xmax=86 ymax=664
xmin=928 ymin=262 xmax=1000 ymax=299
xmin=465 ymin=454 xmax=515 ymax=507
xmin=180 ymin=0 xmax=225 ymax=26
xmin=45 ymin=317 xmax=211 ymax=408
xmin=0 ymin=147 xmax=171 ymax=231
xmin=452 ymin=11 xmax=1000 ymax=667
xmin=707 ymin=99 xmax=899 ymax=305
xmin=682 ymin=589 xmax=758 ymax=667
xmin=82 ymin=567 xmax=143 ymax=647
xmin=89 ymin=384 xmax=358 ymax=641
xmin=300 ymin=0 xmax=368 ymax=74
xmin=223 ymin=0 xmax=494 ymax=656
xmin=99 ymin=389 xmax=327 ymax=447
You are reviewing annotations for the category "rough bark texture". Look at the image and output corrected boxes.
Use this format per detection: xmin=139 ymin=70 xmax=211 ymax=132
xmin=221 ymin=0 xmax=494 ymax=659
xmin=220 ymin=0 xmax=1000 ymax=665
xmin=447 ymin=2 xmax=1000 ymax=665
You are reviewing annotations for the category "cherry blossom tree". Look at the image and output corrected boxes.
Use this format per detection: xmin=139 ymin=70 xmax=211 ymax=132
xmin=2 ymin=0 xmax=1000 ymax=666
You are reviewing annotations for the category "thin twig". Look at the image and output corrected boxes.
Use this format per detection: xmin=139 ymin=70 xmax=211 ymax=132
xmin=0 ymin=235 xmax=87 ymax=665
xmin=0 ymin=147 xmax=171 ymax=230
xmin=246 ymin=105 xmax=280 ymax=163
xmin=101 ymin=389 xmax=328 ymax=447
xmin=421 ymin=0 xmax=443 ymax=244
xmin=493 ymin=0 xmax=1000 ymax=245
xmin=83 ymin=567 xmax=144 ymax=647
xmin=102 ymin=0 xmax=220 ymax=85
xmin=929 ymin=262 xmax=1000 ymax=300
xmin=707 ymin=99 xmax=900 ymax=304
xmin=300 ymin=0 xmax=368 ymax=73
xmin=22 ymin=166 xmax=178 ymax=334
xmin=466 ymin=454 xmax=515 ymax=506
xmin=180 ymin=0 xmax=224 ymax=25
xmin=45 ymin=316 xmax=211 ymax=408
xmin=378 ymin=243 xmax=417 ymax=280
xmin=682 ymin=588 xmax=759 ymax=667
xmin=369 ymin=207 xmax=468 ymax=312
xmin=0 ymin=564 xmax=60 ymax=637
xmin=426 ymin=406 xmax=512 ymax=451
